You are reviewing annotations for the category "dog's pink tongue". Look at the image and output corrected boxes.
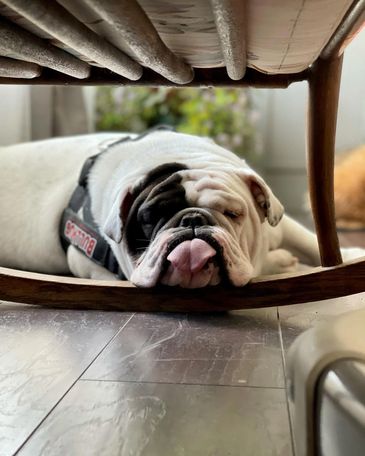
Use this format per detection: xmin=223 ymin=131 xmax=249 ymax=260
xmin=167 ymin=239 xmax=216 ymax=273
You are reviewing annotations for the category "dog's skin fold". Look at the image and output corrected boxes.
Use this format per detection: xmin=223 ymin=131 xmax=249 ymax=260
xmin=0 ymin=131 xmax=363 ymax=288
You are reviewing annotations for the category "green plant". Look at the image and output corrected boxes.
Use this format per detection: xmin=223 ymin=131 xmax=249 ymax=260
xmin=95 ymin=86 xmax=258 ymax=160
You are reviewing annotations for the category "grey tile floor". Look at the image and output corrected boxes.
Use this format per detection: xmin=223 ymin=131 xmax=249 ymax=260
xmin=1 ymin=292 xmax=365 ymax=456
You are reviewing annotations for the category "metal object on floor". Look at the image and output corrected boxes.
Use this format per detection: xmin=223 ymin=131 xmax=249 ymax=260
xmin=317 ymin=359 xmax=365 ymax=456
xmin=288 ymin=309 xmax=365 ymax=456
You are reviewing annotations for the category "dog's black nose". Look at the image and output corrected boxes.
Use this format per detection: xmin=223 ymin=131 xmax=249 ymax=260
xmin=179 ymin=212 xmax=208 ymax=229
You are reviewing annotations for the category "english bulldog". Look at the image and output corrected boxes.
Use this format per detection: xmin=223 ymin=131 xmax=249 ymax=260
xmin=0 ymin=129 xmax=362 ymax=287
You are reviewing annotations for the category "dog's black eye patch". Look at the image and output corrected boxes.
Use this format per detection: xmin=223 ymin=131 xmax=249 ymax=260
xmin=133 ymin=162 xmax=188 ymax=195
xmin=137 ymin=177 xmax=187 ymax=239
xmin=124 ymin=162 xmax=189 ymax=255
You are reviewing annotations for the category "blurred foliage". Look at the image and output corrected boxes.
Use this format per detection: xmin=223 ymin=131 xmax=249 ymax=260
xmin=95 ymin=87 xmax=259 ymax=160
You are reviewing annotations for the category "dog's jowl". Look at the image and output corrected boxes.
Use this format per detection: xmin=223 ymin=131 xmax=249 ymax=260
xmin=1 ymin=130 xmax=363 ymax=287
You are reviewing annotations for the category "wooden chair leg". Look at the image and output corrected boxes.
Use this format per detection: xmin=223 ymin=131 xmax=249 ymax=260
xmin=307 ymin=55 xmax=343 ymax=266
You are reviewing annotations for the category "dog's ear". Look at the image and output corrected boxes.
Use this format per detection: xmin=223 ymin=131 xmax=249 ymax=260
xmin=103 ymin=189 xmax=134 ymax=243
xmin=239 ymin=170 xmax=284 ymax=226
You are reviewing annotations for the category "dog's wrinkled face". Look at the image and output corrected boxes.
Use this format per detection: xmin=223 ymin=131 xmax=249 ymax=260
xmin=103 ymin=163 xmax=283 ymax=288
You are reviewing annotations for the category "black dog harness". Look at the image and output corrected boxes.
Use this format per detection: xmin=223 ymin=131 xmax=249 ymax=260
xmin=59 ymin=126 xmax=173 ymax=279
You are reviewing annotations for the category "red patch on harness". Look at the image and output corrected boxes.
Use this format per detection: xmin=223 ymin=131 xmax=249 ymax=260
xmin=64 ymin=220 xmax=97 ymax=258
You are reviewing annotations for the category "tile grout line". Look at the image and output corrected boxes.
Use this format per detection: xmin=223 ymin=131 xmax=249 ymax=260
xmin=79 ymin=377 xmax=287 ymax=390
xmin=277 ymin=306 xmax=296 ymax=456
xmin=13 ymin=312 xmax=136 ymax=455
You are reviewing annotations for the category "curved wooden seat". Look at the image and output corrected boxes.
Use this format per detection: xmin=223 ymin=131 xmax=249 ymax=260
xmin=1 ymin=258 xmax=365 ymax=311
xmin=0 ymin=1 xmax=364 ymax=310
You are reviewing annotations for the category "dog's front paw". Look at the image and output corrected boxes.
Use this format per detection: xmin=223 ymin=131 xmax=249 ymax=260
xmin=341 ymin=247 xmax=365 ymax=262
xmin=262 ymin=249 xmax=299 ymax=275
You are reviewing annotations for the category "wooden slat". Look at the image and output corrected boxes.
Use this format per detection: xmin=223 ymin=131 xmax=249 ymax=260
xmin=321 ymin=0 xmax=365 ymax=58
xmin=1 ymin=258 xmax=365 ymax=311
xmin=0 ymin=16 xmax=89 ymax=78
xmin=2 ymin=0 xmax=142 ymax=80
xmin=0 ymin=66 xmax=310 ymax=88
xmin=211 ymin=0 xmax=246 ymax=80
xmin=0 ymin=56 xmax=41 ymax=78
xmin=307 ymin=55 xmax=343 ymax=266
xmin=82 ymin=0 xmax=193 ymax=84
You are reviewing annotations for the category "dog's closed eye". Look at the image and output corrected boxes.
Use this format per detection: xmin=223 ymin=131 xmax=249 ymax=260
xmin=224 ymin=210 xmax=242 ymax=219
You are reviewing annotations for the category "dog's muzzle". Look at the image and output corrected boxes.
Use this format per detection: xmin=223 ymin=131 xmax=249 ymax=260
xmin=159 ymin=208 xmax=228 ymax=287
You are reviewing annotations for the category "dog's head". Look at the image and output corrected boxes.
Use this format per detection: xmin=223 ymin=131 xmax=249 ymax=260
xmin=103 ymin=162 xmax=283 ymax=287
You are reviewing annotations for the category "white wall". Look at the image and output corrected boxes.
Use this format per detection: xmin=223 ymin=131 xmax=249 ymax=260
xmin=83 ymin=87 xmax=97 ymax=133
xmin=0 ymin=86 xmax=91 ymax=146
xmin=259 ymin=29 xmax=365 ymax=219
xmin=0 ymin=86 xmax=31 ymax=145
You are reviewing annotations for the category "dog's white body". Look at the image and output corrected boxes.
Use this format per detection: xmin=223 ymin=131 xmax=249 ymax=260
xmin=0 ymin=133 xmax=123 ymax=277
xmin=0 ymin=131 xmax=361 ymax=287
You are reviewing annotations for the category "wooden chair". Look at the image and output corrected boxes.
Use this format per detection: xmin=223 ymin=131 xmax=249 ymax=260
xmin=0 ymin=0 xmax=364 ymax=311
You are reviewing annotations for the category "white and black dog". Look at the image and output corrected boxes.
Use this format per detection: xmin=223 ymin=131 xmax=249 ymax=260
xmin=0 ymin=129 xmax=362 ymax=288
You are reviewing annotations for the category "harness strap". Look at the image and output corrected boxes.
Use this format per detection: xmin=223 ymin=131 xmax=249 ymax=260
xmin=59 ymin=125 xmax=174 ymax=279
